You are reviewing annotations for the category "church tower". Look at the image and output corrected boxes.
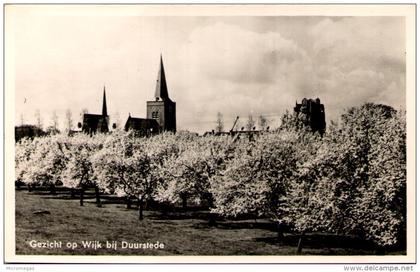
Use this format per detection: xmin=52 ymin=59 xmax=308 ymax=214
xmin=146 ymin=56 xmax=176 ymax=133
xmin=98 ymin=87 xmax=109 ymax=132
xmin=82 ymin=86 xmax=109 ymax=134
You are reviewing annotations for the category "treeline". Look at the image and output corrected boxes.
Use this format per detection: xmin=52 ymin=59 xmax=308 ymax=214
xmin=15 ymin=103 xmax=406 ymax=247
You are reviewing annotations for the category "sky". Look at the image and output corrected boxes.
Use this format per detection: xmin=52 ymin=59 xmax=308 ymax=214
xmin=11 ymin=13 xmax=406 ymax=134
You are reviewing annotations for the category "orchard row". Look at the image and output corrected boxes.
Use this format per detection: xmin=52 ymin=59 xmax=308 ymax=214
xmin=15 ymin=103 xmax=406 ymax=247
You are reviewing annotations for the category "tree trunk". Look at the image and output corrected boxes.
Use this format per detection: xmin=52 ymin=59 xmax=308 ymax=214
xmin=70 ymin=188 xmax=75 ymax=198
xmin=162 ymin=204 xmax=168 ymax=216
xmin=49 ymin=184 xmax=56 ymax=195
xmin=28 ymin=184 xmax=32 ymax=192
xmin=138 ymin=197 xmax=144 ymax=220
xmin=208 ymin=212 xmax=216 ymax=226
xmin=206 ymin=194 xmax=216 ymax=226
xmin=80 ymin=187 xmax=85 ymax=206
xmin=296 ymin=232 xmax=305 ymax=254
xmin=182 ymin=194 xmax=188 ymax=211
xmin=126 ymin=196 xmax=131 ymax=209
xmin=94 ymin=185 xmax=102 ymax=207
xmin=277 ymin=222 xmax=284 ymax=242
xmin=208 ymin=197 xmax=214 ymax=209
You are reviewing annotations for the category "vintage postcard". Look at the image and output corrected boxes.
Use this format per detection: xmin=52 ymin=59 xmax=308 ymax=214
xmin=4 ymin=4 xmax=416 ymax=265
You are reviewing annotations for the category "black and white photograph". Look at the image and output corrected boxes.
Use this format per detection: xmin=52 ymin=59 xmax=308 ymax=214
xmin=3 ymin=3 xmax=416 ymax=267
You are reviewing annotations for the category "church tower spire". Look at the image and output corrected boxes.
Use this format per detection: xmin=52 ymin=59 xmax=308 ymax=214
xmin=154 ymin=54 xmax=169 ymax=101
xmin=146 ymin=55 xmax=176 ymax=133
xmin=102 ymin=86 xmax=108 ymax=116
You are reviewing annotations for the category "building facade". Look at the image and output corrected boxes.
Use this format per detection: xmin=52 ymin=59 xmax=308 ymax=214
xmin=294 ymin=97 xmax=326 ymax=136
xmin=124 ymin=115 xmax=160 ymax=137
xmin=15 ymin=125 xmax=46 ymax=142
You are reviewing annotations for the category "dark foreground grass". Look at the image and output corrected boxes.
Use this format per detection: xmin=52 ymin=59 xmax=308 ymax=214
xmin=15 ymin=189 xmax=405 ymax=255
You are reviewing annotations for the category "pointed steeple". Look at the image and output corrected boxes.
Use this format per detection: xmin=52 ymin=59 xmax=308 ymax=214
xmin=102 ymin=86 xmax=108 ymax=116
xmin=154 ymin=54 xmax=169 ymax=100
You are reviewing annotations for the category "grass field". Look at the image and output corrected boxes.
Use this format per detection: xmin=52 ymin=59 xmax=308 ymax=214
xmin=15 ymin=189 xmax=405 ymax=256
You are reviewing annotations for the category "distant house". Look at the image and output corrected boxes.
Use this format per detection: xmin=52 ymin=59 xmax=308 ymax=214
xmin=15 ymin=125 xmax=45 ymax=142
xmin=82 ymin=87 xmax=109 ymax=135
xmin=203 ymin=116 xmax=265 ymax=139
xmin=124 ymin=116 xmax=160 ymax=137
